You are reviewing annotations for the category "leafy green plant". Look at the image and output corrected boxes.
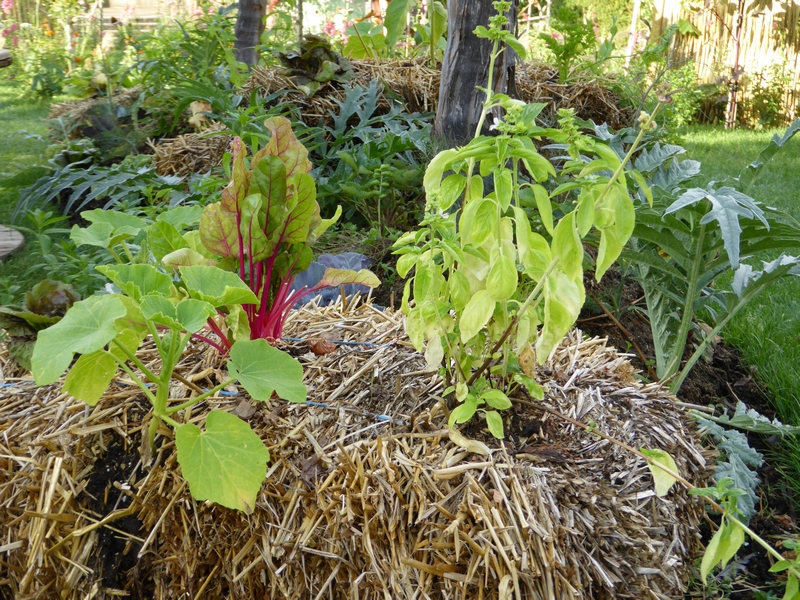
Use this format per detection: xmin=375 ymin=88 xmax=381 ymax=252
xmin=13 ymin=158 xmax=205 ymax=222
xmin=622 ymin=119 xmax=800 ymax=392
xmin=343 ymin=0 xmax=414 ymax=59
xmin=539 ymin=7 xmax=597 ymax=82
xmin=153 ymin=117 xmax=380 ymax=347
xmin=30 ymin=262 xmax=306 ymax=512
xmin=395 ymin=1 xmax=655 ymax=438
xmin=274 ymin=34 xmax=354 ymax=97
xmin=0 ymin=279 xmax=80 ymax=370
xmin=313 ymin=80 xmax=432 ymax=225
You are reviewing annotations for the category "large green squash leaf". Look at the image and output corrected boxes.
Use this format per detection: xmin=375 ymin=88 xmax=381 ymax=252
xmin=97 ymin=264 xmax=173 ymax=302
xmin=64 ymin=350 xmax=117 ymax=405
xmin=228 ymin=339 xmax=306 ymax=403
xmin=179 ymin=266 xmax=258 ymax=307
xmin=32 ymin=295 xmax=127 ymax=385
xmin=175 ymin=410 xmax=270 ymax=512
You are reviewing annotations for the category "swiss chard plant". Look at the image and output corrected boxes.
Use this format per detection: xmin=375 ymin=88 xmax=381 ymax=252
xmin=167 ymin=117 xmax=379 ymax=347
xmin=620 ymin=119 xmax=800 ymax=392
xmin=0 ymin=279 xmax=80 ymax=370
xmin=395 ymin=1 xmax=656 ymax=438
xmin=31 ymin=263 xmax=306 ymax=512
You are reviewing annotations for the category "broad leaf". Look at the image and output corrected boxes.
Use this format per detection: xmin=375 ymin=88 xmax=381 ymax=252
xmin=228 ymin=339 xmax=307 ymax=403
xmin=641 ymin=448 xmax=679 ymax=497
xmin=485 ymin=410 xmax=505 ymax=438
xmin=81 ymin=209 xmax=147 ymax=231
xmin=32 ymin=295 xmax=127 ymax=385
xmin=314 ymin=268 xmax=380 ymax=290
xmin=258 ymin=116 xmax=312 ymax=180
xmin=98 ymin=264 xmax=173 ymax=302
xmin=148 ymin=220 xmax=189 ymax=261
xmin=175 ymin=410 xmax=270 ymax=512
xmin=179 ymin=266 xmax=258 ymax=307
xmin=460 ymin=290 xmax=496 ymax=343
xmin=199 ymin=202 xmax=239 ymax=259
xmin=64 ymin=350 xmax=117 ymax=405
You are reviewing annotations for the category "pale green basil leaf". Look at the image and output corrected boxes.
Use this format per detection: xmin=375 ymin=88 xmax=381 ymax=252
xmin=448 ymin=399 xmax=478 ymax=427
xmin=228 ymin=339 xmax=306 ymax=403
xmin=532 ymin=184 xmax=554 ymax=235
xmin=535 ymin=270 xmax=583 ymax=361
xmin=486 ymin=255 xmax=518 ymax=301
xmin=576 ymin=188 xmax=595 ymax=237
xmin=438 ymin=173 xmax=466 ymax=211
xmin=551 ymin=212 xmax=583 ymax=282
xmin=494 ymin=169 xmax=513 ymax=211
xmin=460 ymin=290 xmax=496 ymax=343
xmin=63 ymin=350 xmax=117 ymax=405
xmin=484 ymin=410 xmax=505 ymax=438
xmin=448 ymin=270 xmax=471 ymax=312
xmin=32 ymin=295 xmax=127 ymax=385
xmin=514 ymin=373 xmax=544 ymax=400
xmin=405 ymin=305 xmax=425 ymax=350
xmin=640 ymin=447 xmax=680 ymax=497
xmin=175 ymin=410 xmax=270 ymax=512
xmin=396 ymin=252 xmax=419 ymax=279
xmin=424 ymin=334 xmax=444 ymax=369
xmin=469 ymin=199 xmax=498 ymax=247
xmin=700 ymin=524 xmax=726 ymax=582
xmin=481 ymin=389 xmax=512 ymax=410
xmin=423 ymin=148 xmax=459 ymax=197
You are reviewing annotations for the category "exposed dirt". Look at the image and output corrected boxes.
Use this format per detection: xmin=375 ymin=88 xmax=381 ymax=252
xmin=579 ymin=268 xmax=798 ymax=599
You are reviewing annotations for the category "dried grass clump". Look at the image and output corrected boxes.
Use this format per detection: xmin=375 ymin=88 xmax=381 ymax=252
xmin=242 ymin=59 xmax=631 ymax=131
xmin=149 ymin=122 xmax=232 ymax=177
xmin=48 ymin=87 xmax=142 ymax=132
xmin=0 ymin=300 xmax=709 ymax=599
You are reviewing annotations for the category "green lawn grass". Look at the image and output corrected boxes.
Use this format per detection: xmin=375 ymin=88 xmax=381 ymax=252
xmin=0 ymin=78 xmax=54 ymax=294
xmin=679 ymin=124 xmax=800 ymax=499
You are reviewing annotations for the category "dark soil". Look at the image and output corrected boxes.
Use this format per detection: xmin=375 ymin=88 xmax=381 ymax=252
xmin=578 ymin=267 xmax=798 ymax=599
xmin=80 ymin=409 xmax=153 ymax=597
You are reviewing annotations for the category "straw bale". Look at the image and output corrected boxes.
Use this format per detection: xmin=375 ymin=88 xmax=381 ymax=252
xmin=149 ymin=122 xmax=232 ymax=177
xmin=0 ymin=300 xmax=709 ymax=599
xmin=242 ymin=59 xmax=631 ymax=130
xmin=48 ymin=87 xmax=142 ymax=133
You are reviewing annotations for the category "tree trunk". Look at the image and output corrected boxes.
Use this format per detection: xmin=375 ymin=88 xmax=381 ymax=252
xmin=234 ymin=0 xmax=267 ymax=67
xmin=434 ymin=0 xmax=518 ymax=147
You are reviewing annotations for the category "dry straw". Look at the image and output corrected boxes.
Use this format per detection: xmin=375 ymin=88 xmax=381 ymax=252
xmin=0 ymin=298 xmax=709 ymax=599
xmin=150 ymin=122 xmax=232 ymax=177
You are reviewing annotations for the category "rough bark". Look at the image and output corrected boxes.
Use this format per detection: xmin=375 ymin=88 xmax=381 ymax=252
xmin=434 ymin=0 xmax=518 ymax=147
xmin=234 ymin=0 xmax=267 ymax=67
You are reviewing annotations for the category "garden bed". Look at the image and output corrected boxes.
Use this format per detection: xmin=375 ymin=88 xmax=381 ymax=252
xmin=0 ymin=299 xmax=709 ymax=599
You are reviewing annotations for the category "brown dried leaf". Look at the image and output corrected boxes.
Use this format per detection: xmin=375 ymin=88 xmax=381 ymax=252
xmin=232 ymin=399 xmax=257 ymax=420
xmin=519 ymin=343 xmax=536 ymax=377
xmin=309 ymin=338 xmax=337 ymax=355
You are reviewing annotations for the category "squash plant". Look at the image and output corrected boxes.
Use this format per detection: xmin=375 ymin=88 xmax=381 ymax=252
xmin=31 ymin=263 xmax=307 ymax=512
xmin=395 ymin=0 xmax=658 ymax=438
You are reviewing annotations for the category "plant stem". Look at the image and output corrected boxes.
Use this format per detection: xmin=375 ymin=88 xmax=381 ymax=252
xmin=114 ymin=359 xmax=157 ymax=405
xmin=166 ymin=379 xmax=235 ymax=415
xmin=110 ymin=338 xmax=160 ymax=384
xmin=468 ymin=256 xmax=560 ymax=386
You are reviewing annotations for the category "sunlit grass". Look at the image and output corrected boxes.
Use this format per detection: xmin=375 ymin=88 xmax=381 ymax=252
xmin=0 ymin=78 xmax=53 ymax=291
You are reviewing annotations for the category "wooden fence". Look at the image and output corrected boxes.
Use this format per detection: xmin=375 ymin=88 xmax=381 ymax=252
xmin=652 ymin=0 xmax=800 ymax=125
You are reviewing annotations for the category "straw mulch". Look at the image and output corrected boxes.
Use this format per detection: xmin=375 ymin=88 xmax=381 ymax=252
xmin=48 ymin=87 xmax=142 ymax=132
xmin=243 ymin=59 xmax=632 ymax=130
xmin=149 ymin=122 xmax=232 ymax=177
xmin=0 ymin=300 xmax=709 ymax=599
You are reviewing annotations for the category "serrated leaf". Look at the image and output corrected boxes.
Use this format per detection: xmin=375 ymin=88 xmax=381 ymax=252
xmin=228 ymin=339 xmax=306 ymax=403
xmin=641 ymin=447 xmax=679 ymax=497
xmin=70 ymin=222 xmax=115 ymax=249
xmin=63 ymin=350 xmax=117 ymax=405
xmin=156 ymin=205 xmax=203 ymax=230
xmin=81 ymin=209 xmax=148 ymax=231
xmin=32 ymin=295 xmax=127 ymax=385
xmin=148 ymin=220 xmax=189 ymax=262
xmin=175 ymin=410 xmax=270 ymax=512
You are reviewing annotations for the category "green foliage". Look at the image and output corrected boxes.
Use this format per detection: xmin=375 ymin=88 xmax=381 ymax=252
xmin=538 ymin=7 xmax=597 ymax=82
xmin=14 ymin=158 xmax=208 ymax=221
xmin=619 ymin=118 xmax=800 ymax=392
xmin=30 ymin=260 xmax=307 ymax=512
xmin=395 ymin=1 xmax=650 ymax=438
xmin=274 ymin=34 xmax=354 ymax=97
xmin=0 ymin=279 xmax=80 ymax=370
xmin=313 ymin=80 xmax=432 ymax=230
xmin=741 ymin=62 xmax=795 ymax=129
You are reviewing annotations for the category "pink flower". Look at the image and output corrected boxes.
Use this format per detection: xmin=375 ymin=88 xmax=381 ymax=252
xmin=1 ymin=0 xmax=13 ymax=15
